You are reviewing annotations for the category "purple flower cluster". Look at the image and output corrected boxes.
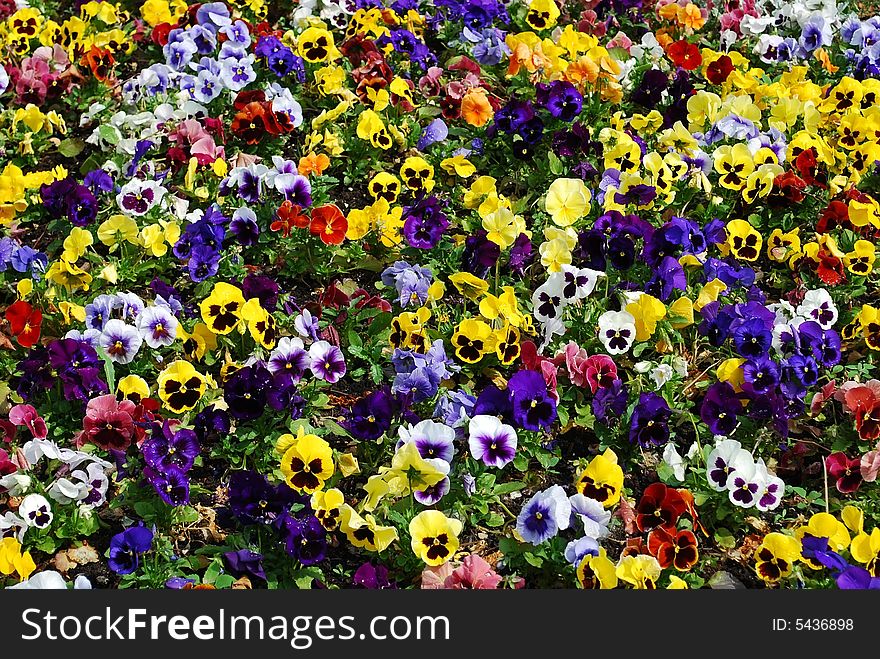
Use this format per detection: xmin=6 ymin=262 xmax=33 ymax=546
xmin=227 ymin=470 xmax=326 ymax=566
xmin=142 ymin=420 xmax=200 ymax=507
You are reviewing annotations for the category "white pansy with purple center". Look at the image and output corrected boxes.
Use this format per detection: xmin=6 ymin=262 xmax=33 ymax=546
xmin=116 ymin=179 xmax=166 ymax=216
xmin=531 ymin=272 xmax=566 ymax=324
xmin=136 ymin=305 xmax=179 ymax=349
xmin=597 ymin=310 xmax=637 ymax=355
xmin=308 ymin=340 xmax=346 ymax=384
xmin=48 ymin=463 xmax=110 ymax=509
xmin=467 ymin=415 xmax=517 ymax=468
xmin=706 ymin=439 xmax=754 ymax=492
xmin=18 ymin=494 xmax=53 ymax=529
xmin=267 ymin=336 xmax=310 ymax=380
xmin=753 ymin=458 xmax=785 ymax=512
xmin=727 ymin=457 xmax=760 ymax=508
xmin=796 ymin=288 xmax=838 ymax=330
xmin=398 ymin=420 xmax=456 ymax=463
xmin=99 ymin=319 xmax=143 ymax=364
xmin=560 ymin=264 xmax=604 ymax=302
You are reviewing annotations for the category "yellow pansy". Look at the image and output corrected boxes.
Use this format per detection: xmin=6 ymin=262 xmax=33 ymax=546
xmin=409 ymin=510 xmax=462 ymax=566
xmin=725 ymin=219 xmax=762 ymax=261
xmin=694 ymin=278 xmax=727 ymax=311
xmin=575 ymin=448 xmax=624 ymax=508
xmin=448 ymin=272 xmax=489 ymax=301
xmin=482 ymin=206 xmax=524 ymax=249
xmin=625 ymin=293 xmax=667 ymax=342
xmin=440 ymin=155 xmax=476 ymax=178
xmin=98 ymin=214 xmax=139 ymax=248
xmin=61 ymin=227 xmax=93 ymax=262
xmin=713 ymin=143 xmax=754 ymax=190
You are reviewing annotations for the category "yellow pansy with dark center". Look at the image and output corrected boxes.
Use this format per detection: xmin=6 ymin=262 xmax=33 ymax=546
xmin=726 ymin=219 xmax=762 ymax=261
xmin=409 ymin=510 xmax=462 ymax=566
xmin=157 ymin=361 xmax=207 ymax=414
xmin=368 ymin=173 xmax=400 ymax=203
xmin=199 ymin=282 xmax=246 ymax=335
xmin=297 ymin=27 xmax=335 ymax=63
xmin=279 ymin=431 xmax=334 ymax=494
xmin=451 ymin=318 xmax=493 ymax=364
xmin=399 ymin=157 xmax=434 ymax=191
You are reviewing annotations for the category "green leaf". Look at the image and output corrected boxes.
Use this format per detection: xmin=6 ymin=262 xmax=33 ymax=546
xmin=492 ymin=481 xmax=525 ymax=495
xmin=214 ymin=574 xmax=237 ymax=589
xmin=58 ymin=138 xmax=86 ymax=158
xmin=524 ymin=552 xmax=544 ymax=568
xmin=98 ymin=124 xmax=121 ymax=145
xmin=485 ymin=513 xmax=505 ymax=527
xmin=548 ymin=151 xmax=563 ymax=176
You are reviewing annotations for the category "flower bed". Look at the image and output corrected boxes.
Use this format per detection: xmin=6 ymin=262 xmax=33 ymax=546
xmin=1 ymin=0 xmax=880 ymax=590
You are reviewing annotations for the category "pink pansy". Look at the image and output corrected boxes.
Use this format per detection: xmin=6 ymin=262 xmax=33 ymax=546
xmin=420 ymin=562 xmax=454 ymax=589
xmin=420 ymin=555 xmax=504 ymax=589
xmin=446 ymin=81 xmax=467 ymax=100
xmin=554 ymin=341 xmax=590 ymax=388
xmin=861 ymin=443 xmax=880 ymax=483
xmin=583 ymin=355 xmax=618 ymax=394
xmin=607 ymin=31 xmax=634 ymax=53
xmin=8 ymin=404 xmax=48 ymax=440
xmin=444 ymin=554 xmax=503 ymax=590
xmin=418 ymin=66 xmax=444 ymax=97
xmin=810 ymin=380 xmax=837 ymax=416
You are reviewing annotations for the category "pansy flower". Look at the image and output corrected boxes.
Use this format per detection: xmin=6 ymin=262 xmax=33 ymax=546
xmin=451 ymin=318 xmax=494 ymax=364
xmin=135 ymin=304 xmax=178 ymax=349
xmin=508 ymin=369 xmax=557 ymax=431
xmin=99 ymin=319 xmax=142 ymax=364
xmin=826 ymin=452 xmax=862 ymax=494
xmin=577 ymin=548 xmax=618 ymax=589
xmin=706 ymin=439 xmax=753 ymax=492
xmin=597 ymin=310 xmax=637 ymax=355
xmin=340 ymin=506 xmax=398 ymax=553
xmin=309 ymin=341 xmax=347 ymax=384
xmin=18 ymin=493 xmax=52 ymax=529
xmin=468 ymin=415 xmax=517 ymax=468
xmin=5 ymin=300 xmax=42 ymax=348
xmin=616 ymin=554 xmax=661 ymax=589
xmin=277 ymin=428 xmax=335 ymax=494
xmin=200 ymin=282 xmax=245 ymax=335
xmin=409 ymin=511 xmax=462 ymax=567
xmin=636 ymin=483 xmax=687 ymax=533
xmin=647 ymin=527 xmax=699 ymax=571
xmin=575 ymin=448 xmax=624 ymax=508
xmin=516 ymin=486 xmax=571 ymax=545
xmin=157 ymin=361 xmax=207 ymax=414
xmin=309 ymin=204 xmax=348 ymax=245
xmin=147 ymin=465 xmax=190 ymax=507
xmin=399 ymin=157 xmax=435 ymax=193
xmin=629 ymin=393 xmax=672 ymax=447
xmin=310 ymin=488 xmax=344 ymax=532
xmin=754 ymin=533 xmax=801 ymax=584
xmin=107 ymin=525 xmax=153 ymax=575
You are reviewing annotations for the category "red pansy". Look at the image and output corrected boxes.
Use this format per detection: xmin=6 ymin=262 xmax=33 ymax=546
xmin=5 ymin=300 xmax=42 ymax=348
xmin=635 ymin=482 xmax=687 ymax=533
